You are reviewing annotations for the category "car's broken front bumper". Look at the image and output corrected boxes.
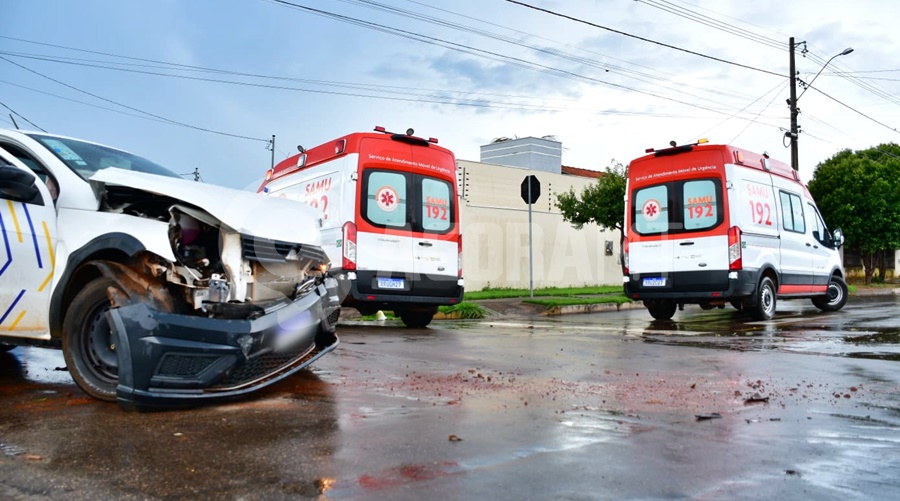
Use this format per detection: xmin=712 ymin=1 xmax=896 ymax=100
xmin=108 ymin=278 xmax=340 ymax=410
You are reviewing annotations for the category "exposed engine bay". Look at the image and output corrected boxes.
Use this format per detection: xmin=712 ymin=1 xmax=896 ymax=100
xmin=101 ymin=185 xmax=332 ymax=320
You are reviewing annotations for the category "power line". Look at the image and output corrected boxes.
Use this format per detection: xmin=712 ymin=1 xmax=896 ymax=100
xmin=501 ymin=0 xmax=899 ymax=136
xmin=503 ymin=0 xmax=784 ymax=78
xmin=811 ymin=86 xmax=900 ymax=135
xmin=262 ymin=0 xmax=784 ymax=121
xmin=0 ymin=100 xmax=46 ymax=131
xmin=334 ymin=0 xmax=767 ymax=105
xmin=0 ymin=56 xmax=268 ymax=142
xmin=0 ymin=79 xmax=192 ymax=125
xmin=635 ymin=0 xmax=784 ymax=51
xmin=2 ymin=22 xmax=784 ymax=124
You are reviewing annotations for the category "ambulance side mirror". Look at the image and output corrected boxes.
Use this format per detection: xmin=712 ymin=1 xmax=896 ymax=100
xmin=832 ymin=228 xmax=844 ymax=249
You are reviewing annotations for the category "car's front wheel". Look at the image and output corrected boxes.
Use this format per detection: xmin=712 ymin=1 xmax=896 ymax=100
xmin=62 ymin=277 xmax=121 ymax=402
xmin=812 ymin=276 xmax=848 ymax=312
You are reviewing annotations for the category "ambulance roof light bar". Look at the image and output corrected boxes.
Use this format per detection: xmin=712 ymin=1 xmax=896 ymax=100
xmin=645 ymin=138 xmax=708 ymax=154
xmin=374 ymin=125 xmax=439 ymax=144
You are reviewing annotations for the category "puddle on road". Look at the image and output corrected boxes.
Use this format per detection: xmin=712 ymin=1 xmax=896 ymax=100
xmin=845 ymin=331 xmax=900 ymax=345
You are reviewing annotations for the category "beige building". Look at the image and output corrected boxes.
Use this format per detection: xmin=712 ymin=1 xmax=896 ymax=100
xmin=458 ymin=137 xmax=622 ymax=291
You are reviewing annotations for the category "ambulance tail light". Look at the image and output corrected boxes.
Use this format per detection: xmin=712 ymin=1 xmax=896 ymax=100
xmin=342 ymin=221 xmax=357 ymax=271
xmin=728 ymin=226 xmax=742 ymax=270
xmin=458 ymin=235 xmax=463 ymax=278
xmin=623 ymin=237 xmax=630 ymax=275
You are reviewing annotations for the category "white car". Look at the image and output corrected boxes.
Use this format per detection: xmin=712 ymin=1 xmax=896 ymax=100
xmin=0 ymin=129 xmax=340 ymax=409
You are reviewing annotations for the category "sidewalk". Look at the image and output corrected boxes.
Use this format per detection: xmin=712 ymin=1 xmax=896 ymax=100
xmin=470 ymin=297 xmax=642 ymax=318
xmin=471 ymin=285 xmax=899 ymax=319
xmin=343 ymin=286 xmax=899 ymax=322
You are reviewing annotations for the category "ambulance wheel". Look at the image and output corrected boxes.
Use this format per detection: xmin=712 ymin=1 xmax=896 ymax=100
xmin=812 ymin=276 xmax=848 ymax=312
xmin=750 ymin=276 xmax=777 ymax=321
xmin=62 ymin=277 xmax=120 ymax=402
xmin=399 ymin=310 xmax=434 ymax=328
xmin=646 ymin=300 xmax=676 ymax=321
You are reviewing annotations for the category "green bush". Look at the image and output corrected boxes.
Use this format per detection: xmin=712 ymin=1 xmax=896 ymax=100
xmin=439 ymin=302 xmax=486 ymax=319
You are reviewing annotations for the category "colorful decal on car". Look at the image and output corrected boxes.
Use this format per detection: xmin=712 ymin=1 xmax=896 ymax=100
xmin=0 ymin=201 xmax=55 ymax=331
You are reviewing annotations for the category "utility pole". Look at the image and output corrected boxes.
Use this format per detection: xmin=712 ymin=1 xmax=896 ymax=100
xmin=787 ymin=38 xmax=853 ymax=172
xmin=788 ymin=37 xmax=799 ymax=171
xmin=270 ymin=135 xmax=276 ymax=170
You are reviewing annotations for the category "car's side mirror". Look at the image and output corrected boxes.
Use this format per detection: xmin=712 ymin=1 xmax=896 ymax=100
xmin=0 ymin=164 xmax=44 ymax=205
xmin=832 ymin=228 xmax=844 ymax=249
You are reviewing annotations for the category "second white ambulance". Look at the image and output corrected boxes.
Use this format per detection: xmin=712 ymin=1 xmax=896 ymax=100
xmin=623 ymin=140 xmax=847 ymax=321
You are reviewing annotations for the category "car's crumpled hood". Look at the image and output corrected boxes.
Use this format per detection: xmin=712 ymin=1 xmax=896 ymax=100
xmin=89 ymin=168 xmax=323 ymax=246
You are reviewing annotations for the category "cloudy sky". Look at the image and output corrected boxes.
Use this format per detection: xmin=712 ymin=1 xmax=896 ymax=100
xmin=2 ymin=0 xmax=898 ymax=190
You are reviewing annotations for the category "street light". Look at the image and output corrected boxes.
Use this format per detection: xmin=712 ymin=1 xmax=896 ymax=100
xmin=787 ymin=38 xmax=854 ymax=170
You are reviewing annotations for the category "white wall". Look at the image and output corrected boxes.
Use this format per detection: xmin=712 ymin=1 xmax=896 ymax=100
xmin=458 ymin=159 xmax=622 ymax=291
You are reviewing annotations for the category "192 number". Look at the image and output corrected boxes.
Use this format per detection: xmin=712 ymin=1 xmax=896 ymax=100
xmin=426 ymin=204 xmax=447 ymax=220
xmin=688 ymin=204 xmax=713 ymax=218
xmin=750 ymin=201 xmax=771 ymax=225
xmin=307 ymin=195 xmax=329 ymax=219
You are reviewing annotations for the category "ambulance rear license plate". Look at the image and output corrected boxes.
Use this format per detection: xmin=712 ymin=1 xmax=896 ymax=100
xmin=377 ymin=277 xmax=405 ymax=289
xmin=642 ymin=277 xmax=667 ymax=287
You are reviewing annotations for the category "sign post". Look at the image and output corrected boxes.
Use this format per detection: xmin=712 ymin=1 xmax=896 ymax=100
xmin=520 ymin=175 xmax=540 ymax=298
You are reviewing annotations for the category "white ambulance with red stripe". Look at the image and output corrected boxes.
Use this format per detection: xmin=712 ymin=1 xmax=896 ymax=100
xmin=623 ymin=140 xmax=847 ymax=321
xmin=259 ymin=127 xmax=463 ymax=327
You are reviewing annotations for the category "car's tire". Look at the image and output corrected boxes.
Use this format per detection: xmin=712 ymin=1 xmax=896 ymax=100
xmin=750 ymin=276 xmax=777 ymax=321
xmin=399 ymin=311 xmax=434 ymax=328
xmin=812 ymin=276 xmax=848 ymax=312
xmin=62 ymin=277 xmax=120 ymax=402
xmin=646 ymin=300 xmax=677 ymax=321
xmin=0 ymin=343 xmax=16 ymax=352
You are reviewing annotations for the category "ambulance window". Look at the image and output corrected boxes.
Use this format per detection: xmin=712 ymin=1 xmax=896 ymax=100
xmin=421 ymin=178 xmax=452 ymax=232
xmin=682 ymin=180 xmax=718 ymax=230
xmin=364 ymin=170 xmax=408 ymax=228
xmin=633 ymin=185 xmax=669 ymax=234
xmin=808 ymin=203 xmax=832 ymax=246
xmin=779 ymin=191 xmax=805 ymax=233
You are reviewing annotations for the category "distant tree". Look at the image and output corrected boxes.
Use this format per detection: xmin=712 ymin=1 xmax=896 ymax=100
xmin=808 ymin=143 xmax=900 ymax=284
xmin=555 ymin=160 xmax=627 ymax=270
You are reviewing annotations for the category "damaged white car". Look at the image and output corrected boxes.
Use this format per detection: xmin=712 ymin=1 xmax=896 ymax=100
xmin=0 ymin=129 xmax=340 ymax=410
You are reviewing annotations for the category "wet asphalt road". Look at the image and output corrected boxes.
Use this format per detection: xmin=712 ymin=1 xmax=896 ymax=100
xmin=1 ymin=296 xmax=899 ymax=500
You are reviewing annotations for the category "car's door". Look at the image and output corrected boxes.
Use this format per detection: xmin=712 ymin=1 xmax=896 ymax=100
xmin=0 ymin=149 xmax=57 ymax=340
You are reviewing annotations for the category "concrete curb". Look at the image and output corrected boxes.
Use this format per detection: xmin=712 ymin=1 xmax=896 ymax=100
xmin=544 ymin=301 xmax=642 ymax=316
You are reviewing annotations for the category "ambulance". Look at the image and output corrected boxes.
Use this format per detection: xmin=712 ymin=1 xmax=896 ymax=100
xmin=623 ymin=140 xmax=847 ymax=321
xmin=259 ymin=127 xmax=464 ymax=327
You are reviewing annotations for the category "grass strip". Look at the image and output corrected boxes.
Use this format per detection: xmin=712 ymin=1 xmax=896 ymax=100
xmin=465 ymin=285 xmax=623 ymax=300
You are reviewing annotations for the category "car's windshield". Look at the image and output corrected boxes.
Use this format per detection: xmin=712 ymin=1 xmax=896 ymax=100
xmin=27 ymin=133 xmax=181 ymax=180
